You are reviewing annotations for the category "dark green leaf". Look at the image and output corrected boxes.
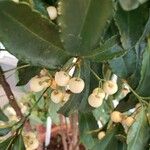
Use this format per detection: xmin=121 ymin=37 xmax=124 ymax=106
xmin=57 ymin=0 xmax=113 ymax=56
xmin=79 ymin=112 xmax=98 ymax=149
xmin=115 ymin=3 xmax=149 ymax=49
xmin=58 ymin=60 xmax=90 ymax=116
xmin=0 ymin=136 xmax=14 ymax=150
xmin=127 ymin=108 xmax=150 ymax=150
xmin=0 ymin=126 xmax=11 ymax=136
xmin=0 ymin=1 xmax=70 ymax=69
xmin=86 ymin=35 xmax=126 ymax=62
xmin=0 ymin=109 xmax=8 ymax=122
xmin=12 ymin=134 xmax=25 ymax=150
xmin=17 ymin=61 xmax=42 ymax=86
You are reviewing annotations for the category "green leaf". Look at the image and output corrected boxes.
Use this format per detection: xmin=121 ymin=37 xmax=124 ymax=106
xmin=48 ymin=101 xmax=61 ymax=125
xmin=57 ymin=0 xmax=113 ymax=56
xmin=91 ymin=125 xmax=125 ymax=150
xmin=115 ymin=3 xmax=149 ymax=49
xmin=0 ymin=1 xmax=70 ymax=69
xmin=58 ymin=60 xmax=91 ymax=116
xmin=12 ymin=134 xmax=25 ymax=150
xmin=0 ymin=109 xmax=8 ymax=122
xmin=127 ymin=108 xmax=150 ymax=150
xmin=16 ymin=61 xmax=42 ymax=86
xmin=86 ymin=35 xmax=126 ymax=62
xmin=93 ymin=101 xmax=111 ymax=125
xmin=119 ymin=0 xmax=148 ymax=11
xmin=136 ymin=42 xmax=150 ymax=97
xmin=79 ymin=112 xmax=98 ymax=149
xmin=0 ymin=136 xmax=14 ymax=150
xmin=0 ymin=126 xmax=11 ymax=136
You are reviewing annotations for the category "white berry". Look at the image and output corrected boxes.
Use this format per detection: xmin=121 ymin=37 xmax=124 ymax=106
xmin=103 ymin=80 xmax=118 ymax=95
xmin=51 ymin=90 xmax=63 ymax=103
xmin=93 ymin=87 xmax=105 ymax=99
xmin=98 ymin=131 xmax=106 ymax=140
xmin=63 ymin=92 xmax=70 ymax=102
xmin=29 ymin=76 xmax=44 ymax=92
xmin=47 ymin=6 xmax=57 ymax=20
xmin=68 ymin=77 xmax=85 ymax=93
xmin=111 ymin=111 xmax=122 ymax=123
xmin=122 ymin=117 xmax=134 ymax=127
xmin=88 ymin=94 xmax=103 ymax=108
xmin=55 ymin=71 xmax=70 ymax=86
xmin=40 ymin=76 xmax=51 ymax=88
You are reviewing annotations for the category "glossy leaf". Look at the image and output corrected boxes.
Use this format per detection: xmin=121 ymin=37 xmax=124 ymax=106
xmin=0 ymin=136 xmax=14 ymax=150
xmin=0 ymin=1 xmax=70 ymax=69
xmin=58 ymin=60 xmax=90 ymax=116
xmin=16 ymin=61 xmax=42 ymax=86
xmin=13 ymin=134 xmax=25 ymax=150
xmin=86 ymin=35 xmax=126 ymax=62
xmin=127 ymin=108 xmax=150 ymax=150
xmin=79 ymin=112 xmax=98 ymax=149
xmin=115 ymin=3 xmax=149 ymax=49
xmin=0 ymin=109 xmax=8 ymax=122
xmin=57 ymin=0 xmax=113 ymax=56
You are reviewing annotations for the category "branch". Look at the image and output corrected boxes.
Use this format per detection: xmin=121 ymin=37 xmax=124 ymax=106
xmin=0 ymin=66 xmax=22 ymax=117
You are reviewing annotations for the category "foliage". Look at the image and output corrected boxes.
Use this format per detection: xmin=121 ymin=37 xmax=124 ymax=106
xmin=0 ymin=0 xmax=150 ymax=149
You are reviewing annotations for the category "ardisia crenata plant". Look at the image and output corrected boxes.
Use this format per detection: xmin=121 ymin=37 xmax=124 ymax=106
xmin=0 ymin=0 xmax=150 ymax=149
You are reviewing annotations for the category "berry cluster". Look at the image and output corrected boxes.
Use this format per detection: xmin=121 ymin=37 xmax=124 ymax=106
xmin=88 ymin=80 xmax=118 ymax=108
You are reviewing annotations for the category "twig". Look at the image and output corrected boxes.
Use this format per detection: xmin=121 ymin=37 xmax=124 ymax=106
xmin=60 ymin=115 xmax=68 ymax=150
xmin=0 ymin=66 xmax=22 ymax=117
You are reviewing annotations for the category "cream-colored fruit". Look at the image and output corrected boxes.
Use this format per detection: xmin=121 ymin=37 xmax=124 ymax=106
xmin=88 ymin=94 xmax=103 ymax=108
xmin=55 ymin=71 xmax=70 ymax=86
xmin=47 ymin=6 xmax=57 ymax=20
xmin=40 ymin=76 xmax=51 ymax=88
xmin=122 ymin=117 xmax=134 ymax=127
xmin=98 ymin=131 xmax=106 ymax=140
xmin=50 ymin=79 xmax=58 ymax=89
xmin=103 ymin=80 xmax=118 ymax=95
xmin=93 ymin=87 xmax=105 ymax=99
xmin=111 ymin=111 xmax=122 ymax=123
xmin=69 ymin=77 xmax=85 ymax=93
xmin=51 ymin=90 xmax=64 ymax=103
xmin=29 ymin=76 xmax=44 ymax=92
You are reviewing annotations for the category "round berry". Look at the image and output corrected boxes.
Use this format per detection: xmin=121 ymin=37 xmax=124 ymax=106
xmin=69 ymin=77 xmax=85 ymax=93
xmin=51 ymin=90 xmax=63 ymax=103
xmin=50 ymin=79 xmax=58 ymax=89
xmin=111 ymin=111 xmax=122 ymax=123
xmin=88 ymin=94 xmax=103 ymax=108
xmin=47 ymin=6 xmax=57 ymax=20
xmin=93 ymin=87 xmax=105 ymax=99
xmin=122 ymin=117 xmax=134 ymax=127
xmin=98 ymin=131 xmax=106 ymax=140
xmin=29 ymin=76 xmax=44 ymax=92
xmin=103 ymin=80 xmax=118 ymax=95
xmin=55 ymin=71 xmax=70 ymax=86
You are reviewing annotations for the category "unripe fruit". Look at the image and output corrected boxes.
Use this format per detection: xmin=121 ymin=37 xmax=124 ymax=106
xmin=111 ymin=111 xmax=122 ymax=123
xmin=103 ymin=80 xmax=118 ymax=95
xmin=55 ymin=71 xmax=70 ymax=86
xmin=88 ymin=94 xmax=103 ymax=108
xmin=69 ymin=77 xmax=85 ymax=93
xmin=98 ymin=131 xmax=106 ymax=140
xmin=122 ymin=117 xmax=134 ymax=127
xmin=47 ymin=6 xmax=57 ymax=20
xmin=29 ymin=76 xmax=44 ymax=92
xmin=51 ymin=90 xmax=63 ymax=103
xmin=93 ymin=88 xmax=105 ymax=99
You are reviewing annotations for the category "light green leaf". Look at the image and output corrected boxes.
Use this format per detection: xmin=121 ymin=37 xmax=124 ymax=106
xmin=0 ymin=1 xmax=70 ymax=69
xmin=127 ymin=108 xmax=150 ymax=150
xmin=57 ymin=0 xmax=113 ymax=56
